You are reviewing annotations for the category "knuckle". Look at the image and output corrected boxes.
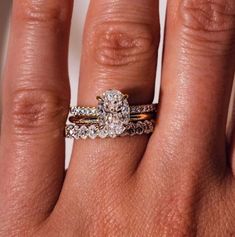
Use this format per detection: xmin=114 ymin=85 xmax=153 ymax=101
xmin=181 ymin=0 xmax=235 ymax=32
xmin=10 ymin=89 xmax=69 ymax=133
xmin=180 ymin=0 xmax=235 ymax=55
xmin=89 ymin=21 xmax=157 ymax=67
xmin=16 ymin=0 xmax=71 ymax=26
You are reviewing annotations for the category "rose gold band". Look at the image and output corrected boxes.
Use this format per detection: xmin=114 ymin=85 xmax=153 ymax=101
xmin=69 ymin=112 xmax=156 ymax=125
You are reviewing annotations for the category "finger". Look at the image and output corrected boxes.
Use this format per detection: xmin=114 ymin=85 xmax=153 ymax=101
xmin=142 ymin=0 xmax=235 ymax=177
xmin=53 ymin=0 xmax=159 ymax=225
xmin=0 ymin=0 xmax=73 ymax=232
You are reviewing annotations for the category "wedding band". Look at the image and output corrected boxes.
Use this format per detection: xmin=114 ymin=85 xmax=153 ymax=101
xmin=65 ymin=120 xmax=155 ymax=139
xmin=65 ymin=89 xmax=157 ymax=139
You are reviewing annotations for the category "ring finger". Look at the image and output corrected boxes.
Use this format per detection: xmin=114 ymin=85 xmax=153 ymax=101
xmin=54 ymin=0 xmax=159 ymax=228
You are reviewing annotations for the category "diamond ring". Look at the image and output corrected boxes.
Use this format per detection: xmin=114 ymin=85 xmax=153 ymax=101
xmin=65 ymin=89 xmax=157 ymax=139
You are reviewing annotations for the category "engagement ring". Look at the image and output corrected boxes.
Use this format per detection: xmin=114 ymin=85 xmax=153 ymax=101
xmin=65 ymin=89 xmax=157 ymax=139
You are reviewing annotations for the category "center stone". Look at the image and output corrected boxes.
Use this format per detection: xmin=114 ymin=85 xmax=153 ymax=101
xmin=97 ymin=89 xmax=130 ymax=137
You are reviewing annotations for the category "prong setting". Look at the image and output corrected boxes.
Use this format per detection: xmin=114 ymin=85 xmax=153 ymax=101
xmin=123 ymin=94 xmax=129 ymax=100
xmin=97 ymin=89 xmax=130 ymax=136
xmin=96 ymin=96 xmax=103 ymax=101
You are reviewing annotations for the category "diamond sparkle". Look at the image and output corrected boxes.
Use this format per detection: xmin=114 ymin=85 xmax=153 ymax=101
xmin=97 ymin=90 xmax=130 ymax=136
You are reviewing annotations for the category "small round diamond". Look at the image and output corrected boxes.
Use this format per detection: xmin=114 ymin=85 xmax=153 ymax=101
xmin=83 ymin=108 xmax=88 ymax=115
xmin=127 ymin=123 xmax=136 ymax=136
xmin=91 ymin=108 xmax=97 ymax=115
xmin=65 ymin=125 xmax=74 ymax=138
xmin=80 ymin=108 xmax=86 ymax=115
xmin=88 ymin=125 xmax=98 ymax=139
xmin=99 ymin=126 xmax=109 ymax=138
xmin=70 ymin=107 xmax=78 ymax=116
xmin=79 ymin=126 xmax=89 ymax=139
xmin=136 ymin=121 xmax=144 ymax=135
xmin=144 ymin=120 xmax=154 ymax=134
xmin=72 ymin=126 xmax=80 ymax=139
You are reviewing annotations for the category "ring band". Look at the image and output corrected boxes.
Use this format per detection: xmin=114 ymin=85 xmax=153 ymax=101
xmin=69 ymin=112 xmax=156 ymax=125
xmin=66 ymin=89 xmax=157 ymax=139
xmin=65 ymin=120 xmax=155 ymax=139
xmin=70 ymin=104 xmax=157 ymax=117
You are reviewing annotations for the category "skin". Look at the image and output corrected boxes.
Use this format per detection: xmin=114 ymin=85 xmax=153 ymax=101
xmin=0 ymin=0 xmax=235 ymax=236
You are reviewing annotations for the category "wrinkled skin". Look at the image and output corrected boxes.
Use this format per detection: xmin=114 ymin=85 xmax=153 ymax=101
xmin=1 ymin=0 xmax=235 ymax=236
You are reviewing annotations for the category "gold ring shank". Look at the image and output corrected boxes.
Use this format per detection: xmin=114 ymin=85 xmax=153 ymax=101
xmin=130 ymin=113 xmax=156 ymax=121
xmin=69 ymin=113 xmax=156 ymax=125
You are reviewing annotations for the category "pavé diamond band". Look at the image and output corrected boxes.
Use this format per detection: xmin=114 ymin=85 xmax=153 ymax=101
xmin=65 ymin=89 xmax=157 ymax=139
xmin=70 ymin=104 xmax=157 ymax=117
xmin=66 ymin=120 xmax=155 ymax=139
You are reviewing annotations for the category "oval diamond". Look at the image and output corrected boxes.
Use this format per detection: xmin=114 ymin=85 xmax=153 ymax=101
xmin=97 ymin=89 xmax=130 ymax=136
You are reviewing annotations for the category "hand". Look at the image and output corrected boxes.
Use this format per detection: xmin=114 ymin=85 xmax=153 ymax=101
xmin=1 ymin=0 xmax=235 ymax=236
